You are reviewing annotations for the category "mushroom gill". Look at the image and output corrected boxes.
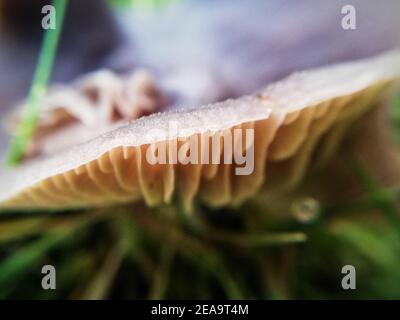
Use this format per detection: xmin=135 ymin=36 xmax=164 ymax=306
xmin=0 ymin=50 xmax=399 ymax=212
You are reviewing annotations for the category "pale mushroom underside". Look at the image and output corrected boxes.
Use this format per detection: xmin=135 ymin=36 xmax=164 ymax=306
xmin=1 ymin=50 xmax=400 ymax=211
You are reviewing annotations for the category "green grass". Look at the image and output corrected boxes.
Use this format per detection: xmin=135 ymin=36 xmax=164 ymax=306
xmin=6 ymin=0 xmax=68 ymax=165
xmin=0 ymin=169 xmax=399 ymax=300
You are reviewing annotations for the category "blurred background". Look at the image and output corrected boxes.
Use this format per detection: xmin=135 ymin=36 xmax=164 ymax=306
xmin=0 ymin=0 xmax=399 ymax=299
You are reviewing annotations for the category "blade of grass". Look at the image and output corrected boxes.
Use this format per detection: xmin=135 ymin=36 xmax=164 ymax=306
xmin=193 ymin=218 xmax=307 ymax=248
xmin=0 ymin=217 xmax=46 ymax=244
xmin=0 ymin=232 xmax=70 ymax=289
xmin=330 ymin=220 xmax=399 ymax=271
xmin=0 ymin=208 xmax=107 ymax=290
xmin=148 ymin=230 xmax=177 ymax=299
xmin=79 ymin=244 xmax=126 ymax=300
xmin=0 ymin=208 xmax=109 ymax=244
xmin=114 ymin=211 xmax=157 ymax=280
xmin=206 ymin=230 xmax=307 ymax=248
xmin=7 ymin=0 xmax=68 ymax=165
xmin=347 ymin=156 xmax=400 ymax=227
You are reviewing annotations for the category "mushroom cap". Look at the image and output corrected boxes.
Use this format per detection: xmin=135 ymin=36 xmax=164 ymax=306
xmin=1 ymin=50 xmax=399 ymax=211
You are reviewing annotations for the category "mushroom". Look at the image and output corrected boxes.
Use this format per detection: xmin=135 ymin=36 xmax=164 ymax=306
xmin=7 ymin=69 xmax=166 ymax=158
xmin=0 ymin=50 xmax=399 ymax=212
